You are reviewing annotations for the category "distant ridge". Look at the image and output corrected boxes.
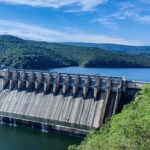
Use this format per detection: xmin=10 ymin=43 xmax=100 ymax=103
xmin=0 ymin=35 xmax=150 ymax=69
xmin=64 ymin=42 xmax=150 ymax=55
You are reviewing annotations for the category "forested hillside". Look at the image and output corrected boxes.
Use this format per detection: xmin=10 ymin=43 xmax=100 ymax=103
xmin=65 ymin=42 xmax=150 ymax=55
xmin=0 ymin=35 xmax=150 ymax=69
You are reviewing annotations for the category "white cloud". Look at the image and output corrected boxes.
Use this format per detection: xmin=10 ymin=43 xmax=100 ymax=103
xmin=0 ymin=0 xmax=106 ymax=11
xmin=95 ymin=1 xmax=150 ymax=28
xmin=0 ymin=19 xmax=141 ymax=45
xmin=113 ymin=2 xmax=150 ymax=24
xmin=0 ymin=20 xmax=141 ymax=45
xmin=139 ymin=0 xmax=150 ymax=5
xmin=135 ymin=15 xmax=150 ymax=23
xmin=93 ymin=17 xmax=117 ymax=29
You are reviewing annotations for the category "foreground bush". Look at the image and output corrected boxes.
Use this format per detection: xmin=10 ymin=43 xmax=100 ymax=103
xmin=69 ymin=86 xmax=150 ymax=150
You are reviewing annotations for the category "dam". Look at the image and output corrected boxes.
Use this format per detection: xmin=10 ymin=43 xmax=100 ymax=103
xmin=0 ymin=69 xmax=147 ymax=136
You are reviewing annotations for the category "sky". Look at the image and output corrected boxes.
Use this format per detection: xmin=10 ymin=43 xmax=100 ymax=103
xmin=0 ymin=0 xmax=150 ymax=45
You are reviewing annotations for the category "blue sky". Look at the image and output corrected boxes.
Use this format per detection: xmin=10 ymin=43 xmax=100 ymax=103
xmin=0 ymin=0 xmax=150 ymax=45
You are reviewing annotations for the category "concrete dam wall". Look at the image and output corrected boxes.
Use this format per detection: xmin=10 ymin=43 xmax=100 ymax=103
xmin=0 ymin=69 xmax=146 ymax=136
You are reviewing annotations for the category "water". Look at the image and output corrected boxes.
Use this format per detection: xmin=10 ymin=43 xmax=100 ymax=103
xmin=50 ymin=67 xmax=150 ymax=82
xmin=0 ymin=124 xmax=81 ymax=150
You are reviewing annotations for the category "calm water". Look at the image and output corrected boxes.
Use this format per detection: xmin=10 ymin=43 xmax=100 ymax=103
xmin=50 ymin=67 xmax=150 ymax=82
xmin=0 ymin=124 xmax=81 ymax=150
xmin=1 ymin=67 xmax=150 ymax=150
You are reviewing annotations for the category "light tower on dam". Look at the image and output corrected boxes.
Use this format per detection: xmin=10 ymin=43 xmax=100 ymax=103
xmin=0 ymin=69 xmax=148 ymax=136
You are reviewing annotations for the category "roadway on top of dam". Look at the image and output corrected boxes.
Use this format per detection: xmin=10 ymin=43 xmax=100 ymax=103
xmin=0 ymin=69 xmax=149 ymax=91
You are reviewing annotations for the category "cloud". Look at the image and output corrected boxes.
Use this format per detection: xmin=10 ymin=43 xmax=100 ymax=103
xmin=113 ymin=2 xmax=150 ymax=24
xmin=0 ymin=0 xmax=107 ymax=11
xmin=135 ymin=15 xmax=150 ymax=23
xmin=0 ymin=19 xmax=140 ymax=45
xmin=138 ymin=0 xmax=150 ymax=5
xmin=95 ymin=1 xmax=150 ymax=28
xmin=93 ymin=17 xmax=117 ymax=29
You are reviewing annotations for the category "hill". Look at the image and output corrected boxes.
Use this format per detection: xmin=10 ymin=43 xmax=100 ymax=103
xmin=65 ymin=42 xmax=150 ymax=55
xmin=0 ymin=35 xmax=150 ymax=69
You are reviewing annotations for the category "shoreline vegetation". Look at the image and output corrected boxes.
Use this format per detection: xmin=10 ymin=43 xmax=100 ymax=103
xmin=0 ymin=35 xmax=150 ymax=69
xmin=68 ymin=85 xmax=150 ymax=150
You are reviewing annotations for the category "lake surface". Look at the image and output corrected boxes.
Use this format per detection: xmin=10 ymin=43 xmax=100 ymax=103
xmin=0 ymin=124 xmax=81 ymax=150
xmin=50 ymin=67 xmax=150 ymax=82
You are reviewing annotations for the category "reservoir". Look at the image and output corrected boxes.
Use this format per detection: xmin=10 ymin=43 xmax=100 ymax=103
xmin=50 ymin=67 xmax=150 ymax=82
xmin=0 ymin=67 xmax=150 ymax=150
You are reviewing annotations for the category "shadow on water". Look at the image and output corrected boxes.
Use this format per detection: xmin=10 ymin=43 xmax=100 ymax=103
xmin=0 ymin=124 xmax=82 ymax=150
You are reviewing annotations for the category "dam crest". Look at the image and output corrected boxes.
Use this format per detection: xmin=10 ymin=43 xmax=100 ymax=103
xmin=0 ymin=69 xmax=147 ymax=136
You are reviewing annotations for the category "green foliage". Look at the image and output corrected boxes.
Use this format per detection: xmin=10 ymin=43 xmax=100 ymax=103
xmin=0 ymin=35 xmax=150 ymax=69
xmin=65 ymin=42 xmax=150 ymax=55
xmin=69 ymin=86 xmax=150 ymax=150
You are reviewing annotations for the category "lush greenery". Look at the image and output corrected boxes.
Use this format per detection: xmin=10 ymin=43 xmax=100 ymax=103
xmin=69 ymin=86 xmax=150 ymax=150
xmin=66 ymin=42 xmax=150 ymax=55
xmin=0 ymin=35 xmax=150 ymax=69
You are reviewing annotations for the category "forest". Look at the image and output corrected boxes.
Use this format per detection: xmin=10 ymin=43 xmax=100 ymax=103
xmin=0 ymin=35 xmax=150 ymax=69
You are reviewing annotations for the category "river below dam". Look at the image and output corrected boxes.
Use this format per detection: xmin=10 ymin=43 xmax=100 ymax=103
xmin=0 ymin=124 xmax=81 ymax=150
xmin=0 ymin=67 xmax=150 ymax=150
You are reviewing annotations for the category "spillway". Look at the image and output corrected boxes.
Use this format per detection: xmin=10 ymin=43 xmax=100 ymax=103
xmin=0 ymin=69 xmax=145 ymax=136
